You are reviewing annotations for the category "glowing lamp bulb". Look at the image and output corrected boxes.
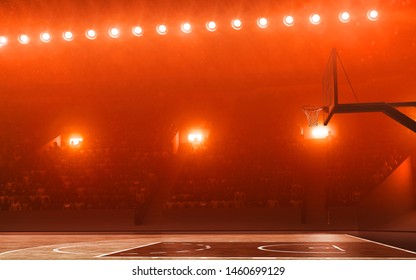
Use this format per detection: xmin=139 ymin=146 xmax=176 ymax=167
xmin=257 ymin=17 xmax=269 ymax=28
xmin=109 ymin=27 xmax=120 ymax=38
xmin=206 ymin=21 xmax=217 ymax=32
xmin=0 ymin=36 xmax=8 ymax=46
xmin=181 ymin=22 xmax=192 ymax=33
xmin=311 ymin=126 xmax=329 ymax=139
xmin=339 ymin=11 xmax=351 ymax=23
xmin=69 ymin=137 xmax=83 ymax=146
xmin=86 ymin=29 xmax=97 ymax=40
xmin=132 ymin=26 xmax=143 ymax=36
xmin=231 ymin=19 xmax=242 ymax=30
xmin=157 ymin=24 xmax=168 ymax=35
xmin=283 ymin=15 xmax=294 ymax=26
xmin=310 ymin=14 xmax=321 ymax=25
xmin=63 ymin=31 xmax=74 ymax=41
xmin=367 ymin=9 xmax=380 ymax=21
xmin=18 ymin=34 xmax=30 ymax=44
xmin=188 ymin=133 xmax=203 ymax=143
xmin=40 ymin=32 xmax=52 ymax=43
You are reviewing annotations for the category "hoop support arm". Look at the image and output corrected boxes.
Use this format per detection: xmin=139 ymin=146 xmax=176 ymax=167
xmin=333 ymin=102 xmax=416 ymax=132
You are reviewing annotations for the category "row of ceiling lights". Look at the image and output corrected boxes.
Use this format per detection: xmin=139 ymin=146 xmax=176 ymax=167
xmin=0 ymin=10 xmax=380 ymax=47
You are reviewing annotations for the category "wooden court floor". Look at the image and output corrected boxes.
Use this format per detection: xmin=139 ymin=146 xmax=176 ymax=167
xmin=0 ymin=232 xmax=415 ymax=260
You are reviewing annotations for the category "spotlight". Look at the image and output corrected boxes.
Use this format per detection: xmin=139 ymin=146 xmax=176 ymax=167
xmin=311 ymin=126 xmax=329 ymax=139
xmin=156 ymin=24 xmax=168 ymax=35
xmin=109 ymin=27 xmax=120 ymax=38
xmin=206 ymin=21 xmax=217 ymax=32
xmin=257 ymin=17 xmax=269 ymax=28
xmin=339 ymin=11 xmax=351 ymax=23
xmin=132 ymin=26 xmax=143 ymax=36
xmin=63 ymin=31 xmax=74 ymax=41
xmin=181 ymin=22 xmax=192 ymax=33
xmin=0 ymin=36 xmax=8 ymax=46
xmin=310 ymin=13 xmax=321 ymax=25
xmin=86 ymin=29 xmax=97 ymax=40
xmin=40 ymin=32 xmax=52 ymax=43
xmin=283 ymin=15 xmax=295 ymax=26
xmin=367 ymin=9 xmax=380 ymax=21
xmin=231 ymin=19 xmax=242 ymax=30
xmin=69 ymin=137 xmax=83 ymax=146
xmin=18 ymin=34 xmax=30 ymax=44
xmin=188 ymin=132 xmax=203 ymax=144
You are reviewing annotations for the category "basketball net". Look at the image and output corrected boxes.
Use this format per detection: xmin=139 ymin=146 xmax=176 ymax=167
xmin=302 ymin=105 xmax=322 ymax=127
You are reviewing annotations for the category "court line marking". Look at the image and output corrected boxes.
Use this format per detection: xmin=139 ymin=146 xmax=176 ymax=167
xmin=0 ymin=238 xmax=147 ymax=257
xmin=53 ymin=247 xmax=87 ymax=255
xmin=0 ymin=242 xmax=94 ymax=256
xmin=332 ymin=245 xmax=345 ymax=252
xmin=345 ymin=234 xmax=416 ymax=255
xmin=52 ymin=242 xmax=141 ymax=255
xmin=95 ymin=242 xmax=161 ymax=258
xmin=101 ymin=242 xmax=212 ymax=257
xmin=258 ymin=243 xmax=345 ymax=254
xmin=0 ymin=245 xmax=53 ymax=256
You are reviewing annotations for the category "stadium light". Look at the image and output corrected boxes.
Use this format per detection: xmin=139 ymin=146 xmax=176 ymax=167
xmin=181 ymin=22 xmax=192 ymax=33
xmin=283 ymin=15 xmax=295 ymax=26
xmin=109 ymin=27 xmax=120 ymax=38
xmin=257 ymin=17 xmax=269 ymax=28
xmin=132 ymin=26 xmax=144 ymax=36
xmin=69 ymin=137 xmax=83 ymax=146
xmin=188 ymin=132 xmax=204 ymax=144
xmin=231 ymin=19 xmax=242 ymax=30
xmin=367 ymin=9 xmax=380 ymax=21
xmin=156 ymin=24 xmax=168 ymax=35
xmin=339 ymin=11 xmax=351 ymax=23
xmin=40 ymin=32 xmax=52 ymax=43
xmin=18 ymin=34 xmax=30 ymax=44
xmin=310 ymin=13 xmax=321 ymax=25
xmin=63 ymin=31 xmax=74 ymax=41
xmin=86 ymin=29 xmax=97 ymax=40
xmin=311 ymin=126 xmax=329 ymax=139
xmin=206 ymin=21 xmax=217 ymax=32
xmin=0 ymin=36 xmax=8 ymax=46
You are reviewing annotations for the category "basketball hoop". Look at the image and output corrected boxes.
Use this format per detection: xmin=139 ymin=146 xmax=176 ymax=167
xmin=302 ymin=105 xmax=322 ymax=127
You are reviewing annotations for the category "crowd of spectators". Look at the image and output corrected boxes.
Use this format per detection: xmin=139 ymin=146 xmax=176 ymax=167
xmin=166 ymin=129 xmax=307 ymax=210
xmin=325 ymin=131 xmax=407 ymax=206
xmin=0 ymin=126 xmax=168 ymax=212
xmin=0 ymin=111 xmax=410 ymax=213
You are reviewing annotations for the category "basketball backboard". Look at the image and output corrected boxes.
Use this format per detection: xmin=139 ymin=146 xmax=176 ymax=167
xmin=321 ymin=49 xmax=416 ymax=132
xmin=322 ymin=49 xmax=338 ymax=126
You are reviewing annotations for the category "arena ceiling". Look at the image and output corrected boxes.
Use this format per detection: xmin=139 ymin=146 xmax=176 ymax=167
xmin=0 ymin=0 xmax=415 ymax=128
